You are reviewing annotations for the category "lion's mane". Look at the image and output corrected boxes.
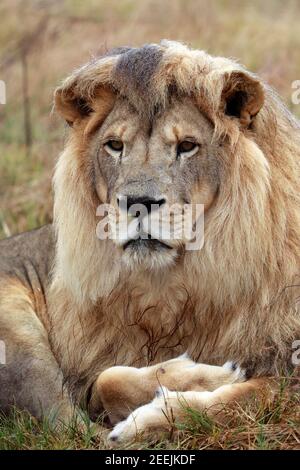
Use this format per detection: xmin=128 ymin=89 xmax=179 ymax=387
xmin=50 ymin=41 xmax=300 ymax=399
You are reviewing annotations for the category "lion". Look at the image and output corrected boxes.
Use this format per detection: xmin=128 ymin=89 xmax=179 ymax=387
xmin=0 ymin=40 xmax=299 ymax=445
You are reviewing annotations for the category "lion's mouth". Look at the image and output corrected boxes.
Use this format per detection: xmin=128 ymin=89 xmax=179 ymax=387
xmin=123 ymin=237 xmax=173 ymax=251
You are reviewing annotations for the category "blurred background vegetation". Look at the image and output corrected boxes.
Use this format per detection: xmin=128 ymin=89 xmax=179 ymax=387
xmin=1 ymin=0 xmax=300 ymax=239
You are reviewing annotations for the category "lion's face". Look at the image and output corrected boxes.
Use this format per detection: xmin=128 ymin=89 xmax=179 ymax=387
xmin=54 ymin=41 xmax=266 ymax=281
xmin=89 ymin=95 xmax=218 ymax=269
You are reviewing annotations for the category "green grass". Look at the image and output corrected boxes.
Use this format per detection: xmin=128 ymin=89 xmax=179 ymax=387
xmin=0 ymin=409 xmax=107 ymax=450
xmin=0 ymin=145 xmax=42 ymax=187
xmin=0 ymin=143 xmax=53 ymax=239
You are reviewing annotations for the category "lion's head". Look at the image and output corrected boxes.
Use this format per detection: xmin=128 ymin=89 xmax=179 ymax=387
xmin=53 ymin=41 xmax=300 ymax=308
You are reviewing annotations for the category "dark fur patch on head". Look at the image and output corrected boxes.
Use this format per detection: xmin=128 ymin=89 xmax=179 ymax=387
xmin=112 ymin=44 xmax=164 ymax=115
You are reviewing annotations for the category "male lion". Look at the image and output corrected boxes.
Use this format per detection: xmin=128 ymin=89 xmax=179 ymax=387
xmin=0 ymin=41 xmax=299 ymax=445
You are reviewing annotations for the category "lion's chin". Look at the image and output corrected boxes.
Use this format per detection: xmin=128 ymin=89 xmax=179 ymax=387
xmin=121 ymin=238 xmax=178 ymax=270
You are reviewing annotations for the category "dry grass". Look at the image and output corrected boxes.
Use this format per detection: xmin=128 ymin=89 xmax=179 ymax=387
xmin=0 ymin=0 xmax=299 ymax=450
xmin=0 ymin=378 xmax=299 ymax=450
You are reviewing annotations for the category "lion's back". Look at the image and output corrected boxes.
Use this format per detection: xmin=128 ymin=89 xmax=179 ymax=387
xmin=0 ymin=224 xmax=55 ymax=290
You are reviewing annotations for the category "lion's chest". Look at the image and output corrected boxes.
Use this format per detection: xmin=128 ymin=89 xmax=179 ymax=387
xmin=76 ymin=290 xmax=226 ymax=372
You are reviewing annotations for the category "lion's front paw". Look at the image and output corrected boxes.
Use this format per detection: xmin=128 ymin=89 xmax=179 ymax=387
xmin=107 ymin=400 xmax=161 ymax=446
xmin=107 ymin=386 xmax=214 ymax=446
xmin=106 ymin=362 xmax=247 ymax=447
xmin=107 ymin=387 xmax=175 ymax=446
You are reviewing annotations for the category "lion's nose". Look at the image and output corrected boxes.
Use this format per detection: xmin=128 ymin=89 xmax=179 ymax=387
xmin=117 ymin=196 xmax=166 ymax=214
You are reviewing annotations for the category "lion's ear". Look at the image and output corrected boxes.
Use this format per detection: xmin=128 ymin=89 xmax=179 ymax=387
xmin=221 ymin=71 xmax=264 ymax=127
xmin=54 ymin=85 xmax=116 ymax=130
xmin=54 ymin=86 xmax=93 ymax=126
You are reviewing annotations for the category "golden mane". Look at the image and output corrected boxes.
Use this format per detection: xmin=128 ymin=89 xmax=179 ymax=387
xmin=50 ymin=41 xmax=300 ymax=397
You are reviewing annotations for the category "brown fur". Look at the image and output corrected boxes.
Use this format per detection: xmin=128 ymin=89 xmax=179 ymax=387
xmin=89 ymin=355 xmax=247 ymax=425
xmin=0 ymin=41 xmax=299 ymax=435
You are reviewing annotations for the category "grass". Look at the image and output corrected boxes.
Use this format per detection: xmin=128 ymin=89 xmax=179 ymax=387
xmin=0 ymin=143 xmax=52 ymax=238
xmin=0 ymin=379 xmax=299 ymax=450
xmin=0 ymin=410 xmax=109 ymax=450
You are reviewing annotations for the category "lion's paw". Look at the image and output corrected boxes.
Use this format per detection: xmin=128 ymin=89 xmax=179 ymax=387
xmin=107 ymin=387 xmax=174 ymax=446
xmin=107 ymin=386 xmax=214 ymax=446
xmin=107 ymin=400 xmax=160 ymax=446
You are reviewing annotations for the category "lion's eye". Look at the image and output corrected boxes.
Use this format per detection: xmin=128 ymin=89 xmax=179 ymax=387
xmin=105 ymin=140 xmax=124 ymax=153
xmin=177 ymin=140 xmax=198 ymax=156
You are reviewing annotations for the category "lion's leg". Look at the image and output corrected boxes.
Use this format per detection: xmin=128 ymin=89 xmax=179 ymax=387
xmin=108 ymin=378 xmax=275 ymax=445
xmin=0 ymin=279 xmax=79 ymax=427
xmin=89 ymin=354 xmax=245 ymax=424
